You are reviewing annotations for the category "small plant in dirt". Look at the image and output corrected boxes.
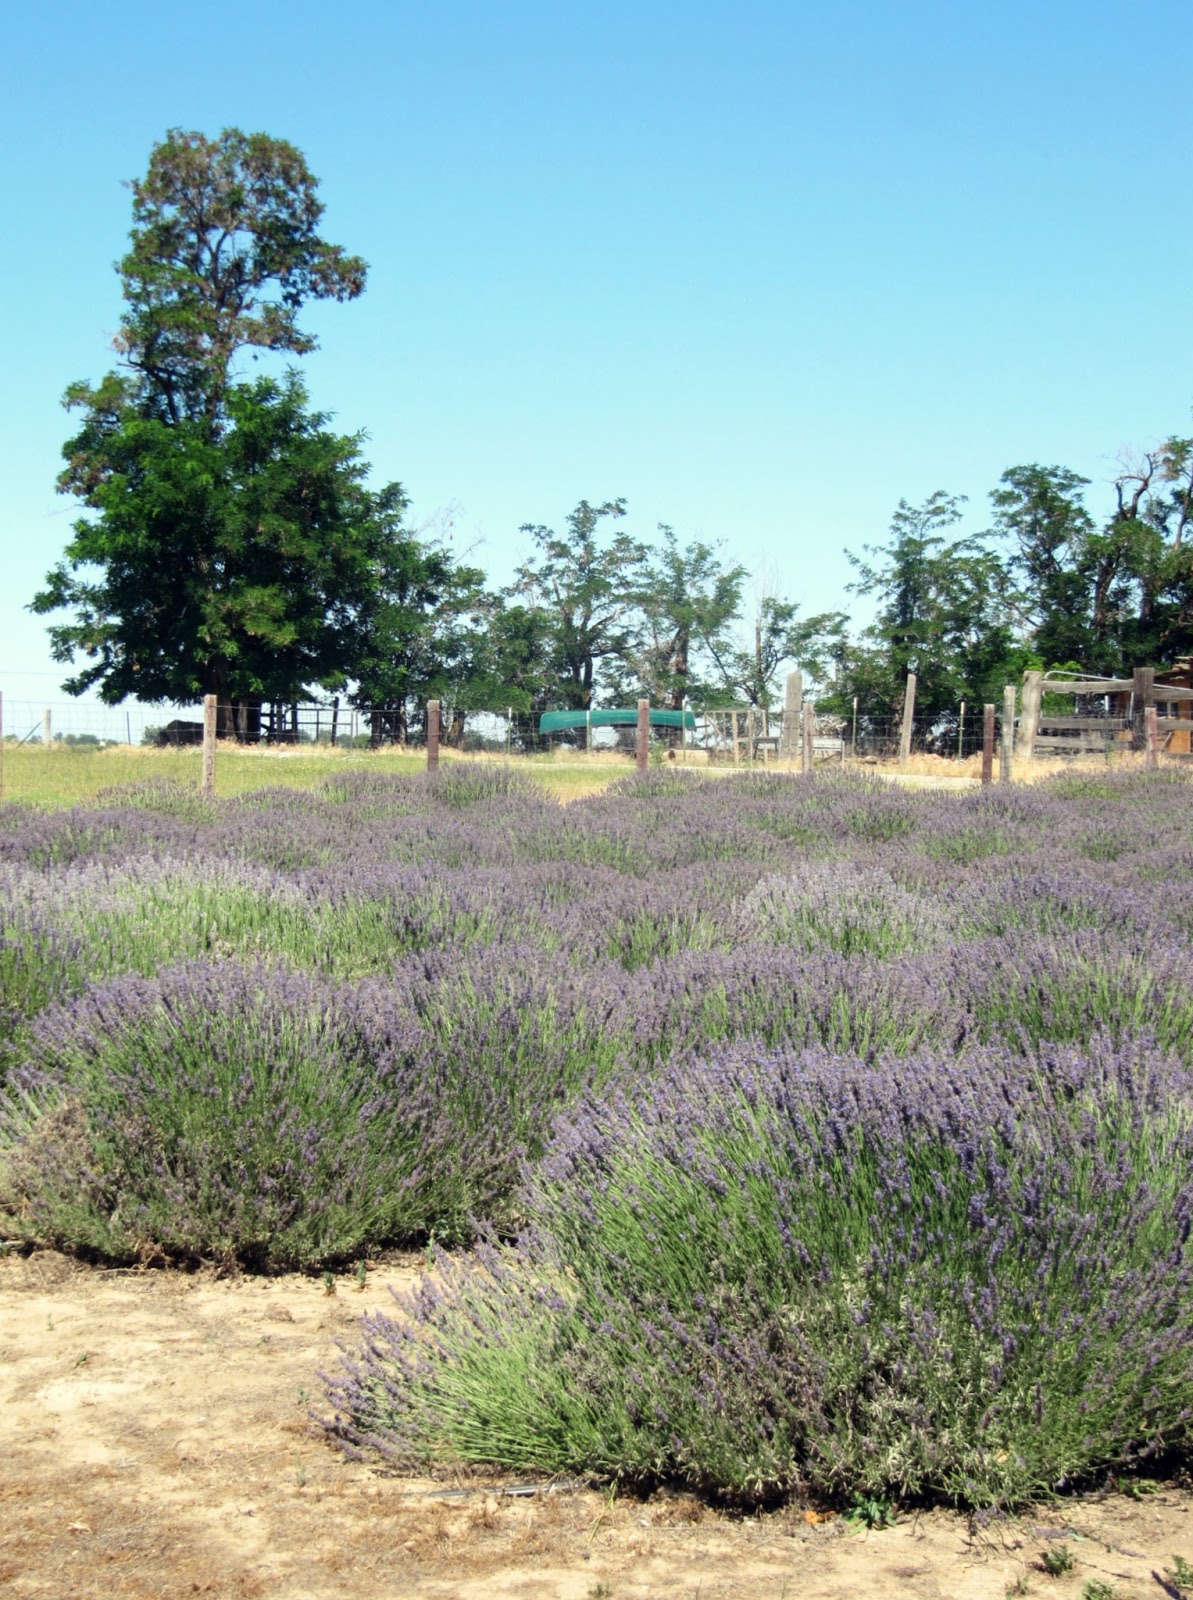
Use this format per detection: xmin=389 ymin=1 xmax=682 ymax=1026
xmin=845 ymin=1494 xmax=898 ymax=1530
xmin=1005 ymin=1575 xmax=1032 ymax=1597
xmin=1040 ymin=1544 xmax=1075 ymax=1576
xmin=1166 ymin=1555 xmax=1193 ymax=1593
xmin=1080 ymin=1580 xmax=1115 ymax=1600
xmin=1120 ymin=1476 xmax=1161 ymax=1500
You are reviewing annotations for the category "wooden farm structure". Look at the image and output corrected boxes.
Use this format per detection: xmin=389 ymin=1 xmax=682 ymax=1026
xmin=1016 ymin=662 xmax=1193 ymax=762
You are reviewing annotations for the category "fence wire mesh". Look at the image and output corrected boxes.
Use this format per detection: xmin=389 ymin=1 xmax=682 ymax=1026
xmin=1 ymin=693 xmax=1182 ymax=763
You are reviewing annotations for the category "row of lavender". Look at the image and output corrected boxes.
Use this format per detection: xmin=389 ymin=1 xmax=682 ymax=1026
xmin=4 ymin=765 xmax=1193 ymax=1505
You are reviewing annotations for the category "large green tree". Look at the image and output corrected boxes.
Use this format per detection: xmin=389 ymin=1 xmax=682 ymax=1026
xmin=32 ymin=128 xmax=379 ymax=731
xmin=34 ymin=374 xmax=407 ymax=728
xmin=991 ymin=449 xmax=1193 ymax=674
xmin=631 ymin=527 xmax=746 ymax=710
xmin=350 ymin=543 xmax=492 ymax=745
xmin=511 ymin=499 xmax=648 ymax=743
xmin=844 ymin=493 xmax=1022 ymax=722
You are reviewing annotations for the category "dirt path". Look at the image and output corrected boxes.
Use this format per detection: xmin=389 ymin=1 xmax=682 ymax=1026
xmin=2 ymin=1250 xmax=1191 ymax=1599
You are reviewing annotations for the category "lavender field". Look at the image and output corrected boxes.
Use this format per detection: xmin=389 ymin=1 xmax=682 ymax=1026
xmin=4 ymin=764 xmax=1193 ymax=1510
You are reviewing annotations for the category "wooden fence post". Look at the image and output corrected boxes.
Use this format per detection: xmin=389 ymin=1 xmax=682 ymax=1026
xmin=1001 ymin=684 xmax=1015 ymax=783
xmin=802 ymin=701 xmax=815 ymax=775
xmin=1017 ymin=670 xmax=1043 ymax=762
xmin=780 ymin=671 xmax=802 ymax=760
xmin=636 ymin=698 xmax=650 ymax=772
xmin=201 ymin=694 xmax=217 ymax=799
xmin=899 ymin=672 xmax=916 ymax=768
xmin=427 ymin=699 xmax=440 ymax=771
xmin=732 ymin=711 xmax=742 ymax=767
xmin=1146 ymin=705 xmax=1159 ymax=769
xmin=981 ymin=703 xmax=995 ymax=786
xmin=43 ymin=709 xmax=51 ymax=750
xmin=1133 ymin=666 xmax=1155 ymax=750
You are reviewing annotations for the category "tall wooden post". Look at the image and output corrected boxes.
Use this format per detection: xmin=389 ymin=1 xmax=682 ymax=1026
xmin=732 ymin=711 xmax=742 ymax=767
xmin=636 ymin=698 xmax=650 ymax=771
xmin=780 ymin=671 xmax=802 ymax=760
xmin=427 ymin=699 xmax=441 ymax=771
xmin=899 ymin=672 xmax=916 ymax=768
xmin=981 ymin=703 xmax=995 ymax=786
xmin=745 ymin=705 xmax=756 ymax=767
xmin=1133 ymin=666 xmax=1155 ymax=750
xmin=802 ymin=701 xmax=815 ymax=775
xmin=43 ymin=709 xmax=51 ymax=750
xmin=201 ymin=694 xmax=217 ymax=799
xmin=330 ymin=696 xmax=340 ymax=747
xmin=1146 ymin=705 xmax=1159 ymax=769
xmin=1017 ymin=670 xmax=1043 ymax=762
xmin=1000 ymin=684 xmax=1015 ymax=783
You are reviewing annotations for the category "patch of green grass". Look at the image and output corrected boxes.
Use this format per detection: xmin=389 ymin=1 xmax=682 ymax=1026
xmin=0 ymin=743 xmax=639 ymax=808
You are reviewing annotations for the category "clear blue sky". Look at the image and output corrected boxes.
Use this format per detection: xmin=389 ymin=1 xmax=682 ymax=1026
xmin=3 ymin=0 xmax=1191 ymax=729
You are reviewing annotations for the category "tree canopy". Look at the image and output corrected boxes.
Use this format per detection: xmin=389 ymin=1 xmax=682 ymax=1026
xmin=32 ymin=129 xmax=395 ymax=729
xmin=31 ymin=130 xmax=1193 ymax=744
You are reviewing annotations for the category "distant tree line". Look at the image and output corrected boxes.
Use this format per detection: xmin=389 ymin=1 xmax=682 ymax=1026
xmin=31 ymin=129 xmax=1193 ymax=742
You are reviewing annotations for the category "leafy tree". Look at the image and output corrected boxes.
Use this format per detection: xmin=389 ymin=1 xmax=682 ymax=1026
xmin=350 ymin=541 xmax=490 ymax=745
xmin=113 ymin=127 xmax=366 ymax=427
xmin=989 ymin=465 xmax=1097 ymax=667
xmin=511 ymin=499 xmax=648 ymax=743
xmin=704 ymin=594 xmax=848 ymax=709
xmin=1139 ymin=437 xmax=1193 ymax=663
xmin=32 ymin=128 xmax=377 ymax=729
xmin=845 ymin=493 xmax=1021 ymax=722
xmin=631 ymin=527 xmax=746 ymax=711
xmin=992 ymin=451 xmax=1193 ymax=674
xmin=34 ymin=374 xmax=407 ymax=730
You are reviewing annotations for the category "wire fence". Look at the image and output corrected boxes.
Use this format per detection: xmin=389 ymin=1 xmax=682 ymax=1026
xmin=3 ymin=692 xmax=1171 ymax=765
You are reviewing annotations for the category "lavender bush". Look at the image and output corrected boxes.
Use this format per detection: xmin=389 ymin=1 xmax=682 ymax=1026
xmin=3 ymin=761 xmax=1193 ymax=1502
xmin=326 ymin=1035 xmax=1193 ymax=1508
xmin=0 ymin=958 xmax=624 ymax=1266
